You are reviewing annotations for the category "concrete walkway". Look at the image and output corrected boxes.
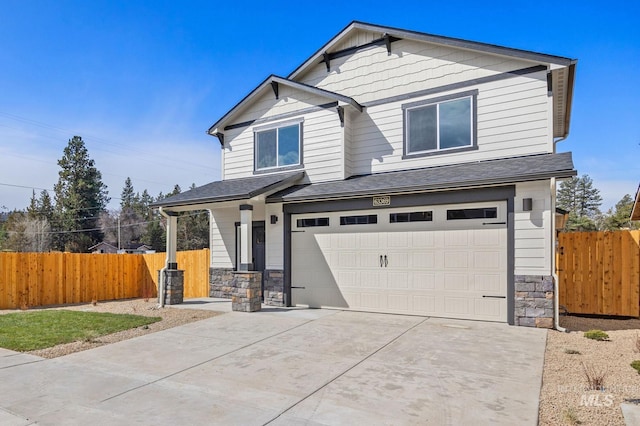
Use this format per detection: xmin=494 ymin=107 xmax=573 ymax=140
xmin=0 ymin=300 xmax=547 ymax=425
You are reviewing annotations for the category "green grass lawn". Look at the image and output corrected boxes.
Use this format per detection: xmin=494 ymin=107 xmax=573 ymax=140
xmin=0 ymin=310 xmax=161 ymax=351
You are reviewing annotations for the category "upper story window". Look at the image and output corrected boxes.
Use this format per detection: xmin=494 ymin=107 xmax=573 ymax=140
xmin=255 ymin=121 xmax=302 ymax=171
xmin=403 ymin=90 xmax=477 ymax=158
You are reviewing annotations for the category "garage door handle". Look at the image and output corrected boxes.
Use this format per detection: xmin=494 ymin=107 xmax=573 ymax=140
xmin=380 ymin=255 xmax=384 ymax=267
xmin=384 ymin=255 xmax=388 ymax=267
xmin=482 ymin=222 xmax=506 ymax=225
xmin=291 ymin=286 xmax=306 ymax=289
xmin=482 ymin=295 xmax=506 ymax=299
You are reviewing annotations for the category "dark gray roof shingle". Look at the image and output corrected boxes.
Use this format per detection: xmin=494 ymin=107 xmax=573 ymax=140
xmin=268 ymin=153 xmax=576 ymax=202
xmin=152 ymin=171 xmax=304 ymax=208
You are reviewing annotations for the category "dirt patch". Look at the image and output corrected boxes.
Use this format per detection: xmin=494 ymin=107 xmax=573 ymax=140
xmin=0 ymin=299 xmax=222 ymax=358
xmin=539 ymin=316 xmax=640 ymax=425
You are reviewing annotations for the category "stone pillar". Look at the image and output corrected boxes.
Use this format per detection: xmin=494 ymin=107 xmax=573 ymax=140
xmin=230 ymin=271 xmax=262 ymax=312
xmin=239 ymin=205 xmax=253 ymax=271
xmin=158 ymin=269 xmax=184 ymax=305
xmin=263 ymin=269 xmax=284 ymax=306
xmin=514 ymin=275 xmax=554 ymax=328
xmin=209 ymin=267 xmax=235 ymax=298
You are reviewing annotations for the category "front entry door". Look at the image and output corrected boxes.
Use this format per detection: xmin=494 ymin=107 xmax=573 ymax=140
xmin=252 ymin=223 xmax=266 ymax=299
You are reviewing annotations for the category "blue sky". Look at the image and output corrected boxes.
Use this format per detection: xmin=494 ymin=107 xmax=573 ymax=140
xmin=1 ymin=0 xmax=638 ymax=212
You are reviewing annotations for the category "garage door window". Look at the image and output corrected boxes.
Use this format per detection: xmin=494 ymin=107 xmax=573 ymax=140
xmin=297 ymin=217 xmax=329 ymax=227
xmin=390 ymin=211 xmax=433 ymax=223
xmin=340 ymin=215 xmax=378 ymax=225
xmin=447 ymin=207 xmax=497 ymax=220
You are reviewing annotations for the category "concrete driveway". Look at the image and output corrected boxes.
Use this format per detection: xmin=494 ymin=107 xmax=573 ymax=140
xmin=0 ymin=301 xmax=547 ymax=425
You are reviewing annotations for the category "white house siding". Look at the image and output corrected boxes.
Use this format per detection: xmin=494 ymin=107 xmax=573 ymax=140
xmin=297 ymin=36 xmax=539 ymax=105
xmin=224 ymin=105 xmax=345 ymax=184
xmin=210 ymin=207 xmax=238 ymax=268
xmin=514 ymin=180 xmax=552 ymax=275
xmin=265 ymin=203 xmax=284 ymax=269
xmin=209 ymin=203 xmax=266 ymax=269
xmin=349 ymin=72 xmax=550 ymax=175
xmin=343 ymin=110 xmax=354 ymax=178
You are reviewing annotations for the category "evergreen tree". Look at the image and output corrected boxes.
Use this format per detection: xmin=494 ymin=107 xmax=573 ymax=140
xmin=557 ymin=175 xmax=603 ymax=231
xmin=602 ymin=194 xmax=639 ymax=230
xmin=27 ymin=190 xmax=54 ymax=222
xmin=120 ymin=177 xmax=136 ymax=210
xmin=53 ymin=136 xmax=109 ymax=252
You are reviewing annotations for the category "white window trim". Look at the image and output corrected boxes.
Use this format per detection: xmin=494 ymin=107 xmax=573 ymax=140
xmin=254 ymin=118 xmax=304 ymax=172
xmin=402 ymin=90 xmax=478 ymax=159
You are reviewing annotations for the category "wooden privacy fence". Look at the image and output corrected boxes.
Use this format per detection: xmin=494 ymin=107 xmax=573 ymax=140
xmin=0 ymin=249 xmax=210 ymax=310
xmin=557 ymin=231 xmax=640 ymax=317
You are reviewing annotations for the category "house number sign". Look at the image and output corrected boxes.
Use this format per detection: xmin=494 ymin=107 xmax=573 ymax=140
xmin=373 ymin=196 xmax=391 ymax=207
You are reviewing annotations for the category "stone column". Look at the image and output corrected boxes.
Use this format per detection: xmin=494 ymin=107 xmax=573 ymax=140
xmin=231 ymin=271 xmax=262 ymax=312
xmin=158 ymin=269 xmax=184 ymax=305
xmin=239 ymin=204 xmax=253 ymax=271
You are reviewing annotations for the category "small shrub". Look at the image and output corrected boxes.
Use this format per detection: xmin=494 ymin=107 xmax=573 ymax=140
xmin=563 ymin=407 xmax=582 ymax=425
xmin=564 ymin=348 xmax=581 ymax=355
xmin=584 ymin=330 xmax=609 ymax=341
xmin=582 ymin=362 xmax=607 ymax=390
xmin=631 ymin=360 xmax=640 ymax=375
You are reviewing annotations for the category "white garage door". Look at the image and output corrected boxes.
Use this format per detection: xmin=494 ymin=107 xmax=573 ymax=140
xmin=291 ymin=202 xmax=507 ymax=322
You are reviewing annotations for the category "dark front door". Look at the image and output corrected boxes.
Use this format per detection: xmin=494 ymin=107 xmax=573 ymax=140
xmin=252 ymin=223 xmax=266 ymax=296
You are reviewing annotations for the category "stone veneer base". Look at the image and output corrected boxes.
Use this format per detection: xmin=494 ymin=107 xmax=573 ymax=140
xmin=514 ymin=275 xmax=554 ymax=328
xmin=209 ymin=267 xmax=234 ymax=298
xmin=263 ymin=269 xmax=284 ymax=306
xmin=158 ymin=269 xmax=184 ymax=305
xmin=230 ymin=271 xmax=262 ymax=312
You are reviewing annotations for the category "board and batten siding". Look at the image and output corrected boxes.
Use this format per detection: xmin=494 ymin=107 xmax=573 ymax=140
xmin=224 ymin=105 xmax=345 ymax=183
xmin=514 ymin=180 xmax=552 ymax=275
xmin=296 ymin=36 xmax=539 ymax=105
xmin=348 ymin=72 xmax=550 ymax=175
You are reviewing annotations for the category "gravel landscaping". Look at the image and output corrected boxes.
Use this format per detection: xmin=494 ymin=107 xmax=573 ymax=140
xmin=0 ymin=298 xmax=221 ymax=358
xmin=539 ymin=316 xmax=640 ymax=425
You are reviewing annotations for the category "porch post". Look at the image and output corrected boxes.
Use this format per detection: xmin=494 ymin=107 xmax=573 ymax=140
xmin=239 ymin=204 xmax=253 ymax=271
xmin=166 ymin=213 xmax=178 ymax=269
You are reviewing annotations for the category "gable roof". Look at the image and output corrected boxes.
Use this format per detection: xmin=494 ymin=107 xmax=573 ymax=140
xmin=289 ymin=21 xmax=576 ymax=80
xmin=268 ymin=153 xmax=576 ymax=203
xmin=208 ymin=21 xmax=577 ymax=145
xmin=88 ymin=242 xmax=118 ymax=251
xmin=288 ymin=21 xmax=576 ymax=139
xmin=151 ymin=171 xmax=304 ymax=208
xmin=207 ymin=75 xmax=362 ymax=144
xmin=631 ymin=184 xmax=640 ymax=221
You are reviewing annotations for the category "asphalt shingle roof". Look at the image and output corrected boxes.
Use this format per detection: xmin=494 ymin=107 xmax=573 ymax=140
xmin=268 ymin=153 xmax=576 ymax=202
xmin=151 ymin=171 xmax=304 ymax=208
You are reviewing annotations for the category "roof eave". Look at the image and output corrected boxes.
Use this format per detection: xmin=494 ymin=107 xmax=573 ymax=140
xmin=269 ymin=169 xmax=577 ymax=204
xmin=206 ymin=75 xmax=361 ymax=140
xmin=631 ymin=184 xmax=640 ymax=221
xmin=288 ymin=21 xmax=575 ymax=81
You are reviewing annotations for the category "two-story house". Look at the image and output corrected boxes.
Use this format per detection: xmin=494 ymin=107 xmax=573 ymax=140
xmin=153 ymin=21 xmax=577 ymax=327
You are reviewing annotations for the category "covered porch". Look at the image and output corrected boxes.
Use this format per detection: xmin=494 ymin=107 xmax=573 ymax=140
xmin=150 ymin=171 xmax=304 ymax=309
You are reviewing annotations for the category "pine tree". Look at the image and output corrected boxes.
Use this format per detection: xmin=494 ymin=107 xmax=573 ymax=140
xmin=53 ymin=136 xmax=109 ymax=252
xmin=120 ymin=177 xmax=135 ymax=210
xmin=557 ymin=175 xmax=602 ymax=231
xmin=602 ymin=194 xmax=639 ymax=230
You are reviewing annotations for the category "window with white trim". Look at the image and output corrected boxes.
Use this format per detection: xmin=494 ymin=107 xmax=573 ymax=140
xmin=255 ymin=122 xmax=301 ymax=171
xmin=404 ymin=92 xmax=475 ymax=156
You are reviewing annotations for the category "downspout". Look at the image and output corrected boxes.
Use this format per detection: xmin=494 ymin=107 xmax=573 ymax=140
xmin=157 ymin=206 xmax=170 ymax=308
xmin=550 ymin=177 xmax=567 ymax=332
